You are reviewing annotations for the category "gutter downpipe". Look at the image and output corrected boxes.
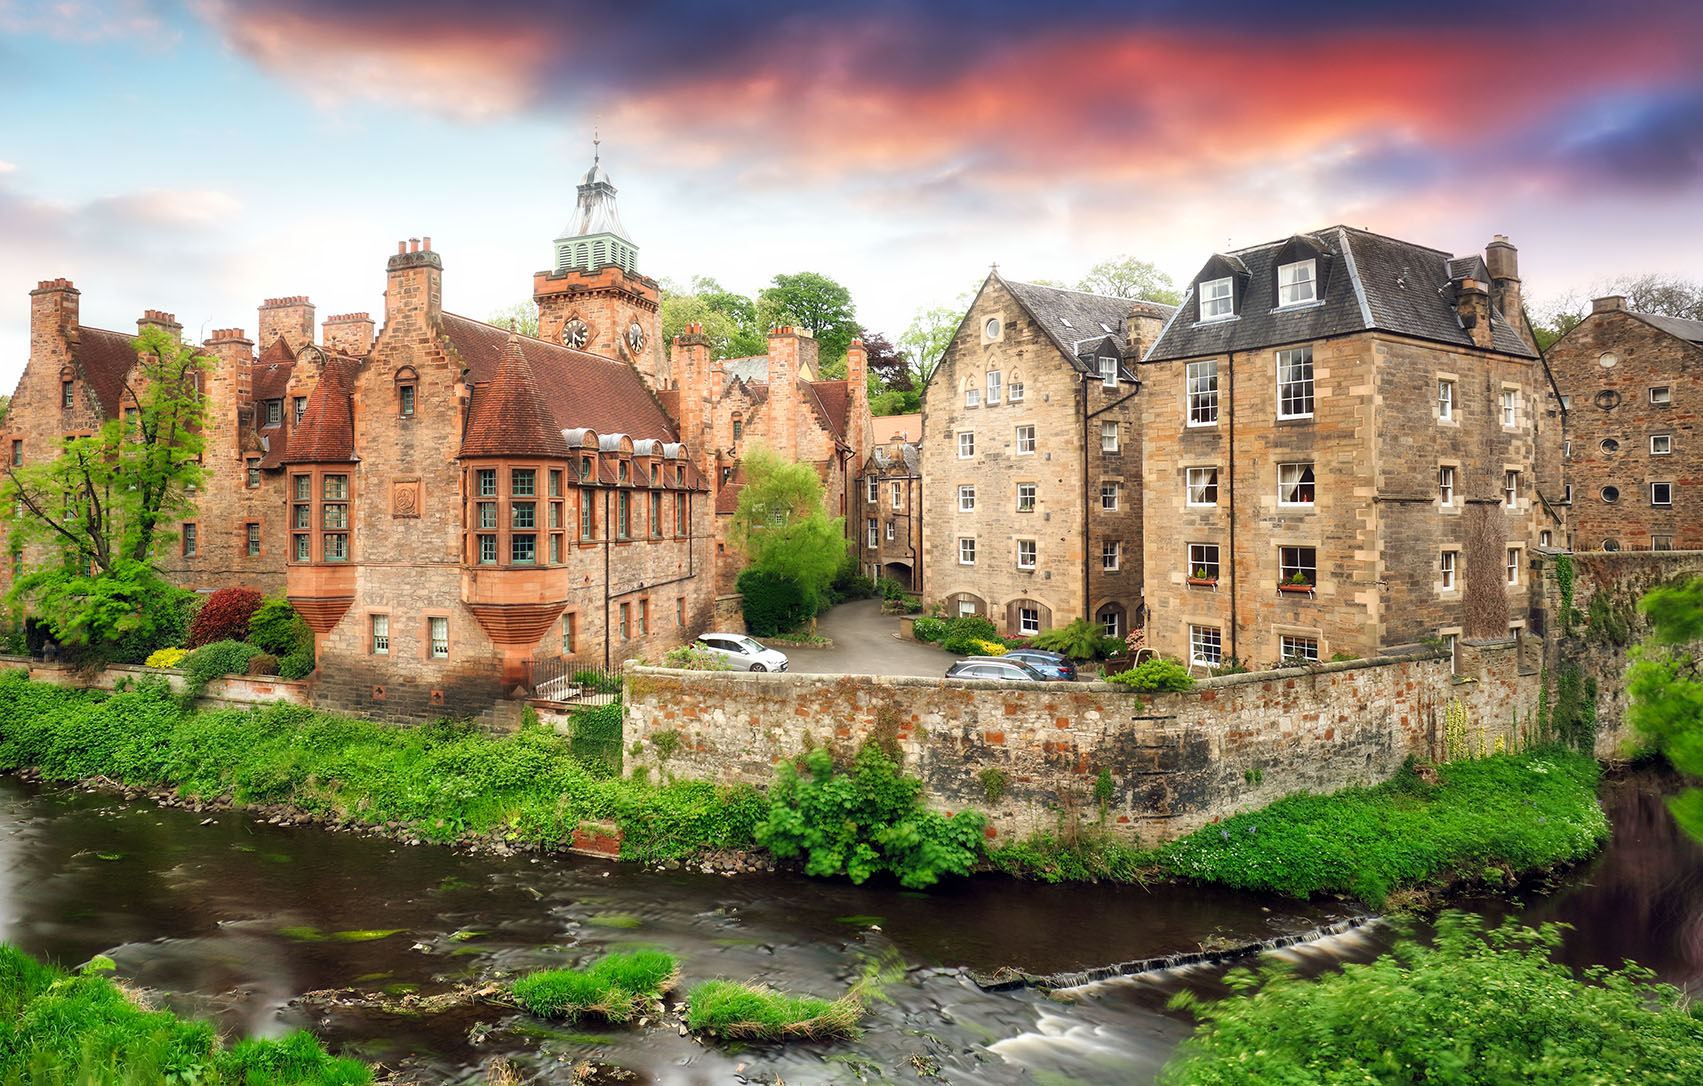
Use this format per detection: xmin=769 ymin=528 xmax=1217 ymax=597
xmin=1227 ymin=350 xmax=1238 ymax=666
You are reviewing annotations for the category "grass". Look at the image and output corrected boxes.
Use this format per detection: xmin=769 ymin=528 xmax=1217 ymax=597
xmin=684 ymin=979 xmax=865 ymax=1041
xmin=510 ymin=949 xmax=678 ymax=1022
xmin=0 ymin=942 xmax=369 ymax=1084
xmin=0 ymin=671 xmax=764 ymax=863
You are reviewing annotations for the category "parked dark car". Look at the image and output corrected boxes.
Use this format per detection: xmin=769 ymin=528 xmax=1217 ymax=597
xmin=945 ymin=656 xmax=1047 ymax=682
xmin=1002 ymin=648 xmax=1077 ymax=681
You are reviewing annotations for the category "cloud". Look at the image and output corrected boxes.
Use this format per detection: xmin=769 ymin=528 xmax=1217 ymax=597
xmin=0 ymin=0 xmax=168 ymax=41
xmin=0 ymin=160 xmax=15 ymax=173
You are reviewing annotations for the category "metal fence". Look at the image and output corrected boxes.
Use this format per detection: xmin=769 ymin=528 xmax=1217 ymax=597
xmin=532 ymin=658 xmax=623 ymax=707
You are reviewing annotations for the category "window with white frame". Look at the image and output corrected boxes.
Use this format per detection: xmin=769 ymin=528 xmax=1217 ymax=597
xmin=1278 ymin=462 xmax=1315 ymax=506
xmin=1500 ymin=388 xmax=1519 ymax=427
xmin=1016 ymin=424 xmax=1036 ymax=454
xmin=1189 ymin=625 xmax=1223 ymax=667
xmin=1440 ymin=550 xmax=1457 ymax=591
xmin=1276 ymin=346 xmax=1314 ymax=418
xmin=1507 ymin=547 xmax=1521 ymax=585
xmin=1198 ymin=277 xmax=1233 ymax=320
xmin=1652 ymin=481 xmax=1673 ymax=506
xmin=958 ymin=431 xmax=975 ymax=458
xmin=987 ymin=370 xmax=1002 ymax=404
xmin=886 ymin=521 xmax=896 ymax=541
xmin=1187 ymin=467 xmax=1219 ymax=506
xmin=428 ymin=616 xmax=449 ymax=659
xmin=1009 ymin=377 xmax=1025 ymax=403
xmin=958 ymin=600 xmax=977 ymax=617
xmin=1098 ymin=356 xmax=1117 ymax=388
xmin=1504 ymin=470 xmax=1520 ymax=507
xmin=958 ymin=538 xmax=976 ymax=565
xmin=1280 ymin=635 xmax=1319 ymax=662
xmin=1099 ymin=608 xmax=1122 ymax=637
xmin=1017 ymin=539 xmax=1036 ymax=569
xmin=867 ymin=518 xmax=878 ymax=547
xmin=1651 ymin=385 xmax=1671 ymax=405
xmin=866 ymin=476 xmax=877 ymax=502
xmin=1279 ymin=546 xmax=1317 ymax=588
xmin=1019 ymin=607 xmax=1041 ymax=635
xmin=1439 ymin=465 xmax=1455 ymax=507
xmin=1100 ymin=482 xmax=1118 ymax=510
xmin=1652 ymin=434 xmax=1672 ymax=455
xmin=891 ymin=481 xmax=902 ymax=509
xmin=1540 ymin=530 xmax=1553 ymax=547
xmin=964 ymin=381 xmax=980 ymax=408
xmin=958 ymin=485 xmax=976 ymax=512
xmin=1102 ymin=540 xmax=1120 ymax=571
xmin=1017 ymin=483 xmax=1036 ymax=512
xmin=371 ymin=614 xmax=389 ymax=655
xmin=1277 ymin=259 xmax=1317 ymax=306
xmin=1189 ymin=542 xmax=1219 ymax=581
xmin=1187 ymin=360 xmax=1219 ymax=425
xmin=1438 ymin=378 xmax=1455 ymax=421
xmin=1100 ymin=421 xmax=1119 ymax=452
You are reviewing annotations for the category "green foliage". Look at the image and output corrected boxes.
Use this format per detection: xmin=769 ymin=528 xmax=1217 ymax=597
xmin=1628 ymin=576 xmax=1703 ymax=840
xmin=685 ymin=979 xmax=864 ymax=1041
xmin=827 ymin=554 xmax=876 ymax=605
xmin=180 ymin=640 xmax=261 ymax=700
xmin=9 ymin=559 xmax=187 ymax=655
xmin=1106 ymin=658 xmax=1196 ymax=692
xmin=899 ymin=304 xmax=963 ymax=388
xmin=737 ymin=568 xmax=811 ymax=638
xmin=757 ymin=745 xmax=986 ymax=889
xmin=1028 ymin=618 xmax=1107 ymax=661
xmin=145 ymin=647 xmax=187 ymax=669
xmin=730 ymin=444 xmax=845 ymax=615
xmin=1162 ymin=912 xmax=1703 ymax=1085
xmin=0 ymin=672 xmax=764 ymax=863
xmin=0 ymin=942 xmax=370 ymax=1084
xmin=911 ymin=616 xmax=946 ymax=643
xmin=757 ymin=271 xmax=860 ymax=363
xmin=1554 ymin=552 xmax=1577 ymax=631
xmin=486 ymin=300 xmax=539 ymax=338
xmin=1157 ymin=750 xmax=1608 ymax=906
xmin=989 ymin=829 xmax=1156 ymax=884
xmin=939 ymin=615 xmax=999 ymax=655
xmin=245 ymin=653 xmax=280 ymax=677
xmin=278 ymin=650 xmax=316 ymax=680
xmin=1552 ymin=664 xmax=1599 ymax=753
xmin=511 ymin=949 xmax=677 ymax=1022
xmin=1093 ymin=768 xmax=1115 ymax=808
xmin=1587 ymin=591 xmax=1634 ymax=646
xmin=977 ymin=766 xmax=1008 ymax=803
xmin=1077 ymin=254 xmax=1182 ymax=305
xmin=965 ymin=638 xmax=1007 ymax=657
xmin=664 ymin=643 xmax=732 ymax=670
xmin=249 ymin=597 xmax=314 ymax=658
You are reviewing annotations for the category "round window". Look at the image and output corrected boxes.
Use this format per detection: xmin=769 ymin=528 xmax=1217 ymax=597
xmin=1602 ymin=539 xmax=1621 ymax=552
xmin=1599 ymin=352 xmax=1619 ymax=369
xmin=985 ymin=317 xmax=1001 ymax=338
xmin=1600 ymin=486 xmax=1619 ymax=503
xmin=1600 ymin=438 xmax=1620 ymax=453
xmin=1594 ymin=389 xmax=1621 ymax=410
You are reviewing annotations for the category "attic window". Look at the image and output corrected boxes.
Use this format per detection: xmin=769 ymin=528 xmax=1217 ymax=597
xmin=1277 ymin=259 xmax=1317 ymax=306
xmin=264 ymin=400 xmax=283 ymax=426
xmin=1199 ymin=277 xmax=1233 ymax=320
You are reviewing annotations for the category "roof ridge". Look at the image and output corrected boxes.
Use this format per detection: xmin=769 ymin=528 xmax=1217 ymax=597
xmin=441 ymin=310 xmax=631 ymax=372
xmin=458 ymin=333 xmax=572 ymax=459
xmin=1001 ymin=277 xmax=1135 ymax=303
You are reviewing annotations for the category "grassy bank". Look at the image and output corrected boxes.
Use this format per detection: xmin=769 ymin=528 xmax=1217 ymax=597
xmin=0 ymin=670 xmax=763 ymax=862
xmin=0 ymin=943 xmax=368 ymax=1084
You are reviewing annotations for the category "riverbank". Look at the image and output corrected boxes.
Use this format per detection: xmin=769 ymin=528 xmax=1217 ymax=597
xmin=0 ymin=672 xmax=1609 ymax=902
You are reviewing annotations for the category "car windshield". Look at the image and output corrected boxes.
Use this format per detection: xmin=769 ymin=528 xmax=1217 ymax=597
xmin=738 ymin=637 xmax=766 ymax=653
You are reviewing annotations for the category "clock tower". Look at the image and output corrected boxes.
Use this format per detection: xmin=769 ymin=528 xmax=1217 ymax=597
xmin=533 ymin=145 xmax=665 ymax=389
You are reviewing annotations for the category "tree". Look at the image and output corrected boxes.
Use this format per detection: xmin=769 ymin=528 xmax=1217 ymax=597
xmin=859 ymin=329 xmax=910 ymax=391
xmin=1531 ymin=274 xmax=1703 ymax=350
xmin=1078 ymin=255 xmax=1182 ymax=305
xmin=730 ymin=443 xmax=845 ymax=613
xmin=898 ymin=304 xmax=962 ymax=389
xmin=1627 ymin=575 xmax=1703 ymax=840
xmin=488 ymin=301 xmax=539 ymax=338
xmin=658 ymin=277 xmax=766 ymax=361
xmin=757 ymin=272 xmax=860 ymax=364
xmin=3 ymin=326 xmax=205 ymax=647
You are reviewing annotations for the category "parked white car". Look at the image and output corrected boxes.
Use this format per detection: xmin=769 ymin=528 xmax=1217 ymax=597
xmin=696 ymin=633 xmax=790 ymax=672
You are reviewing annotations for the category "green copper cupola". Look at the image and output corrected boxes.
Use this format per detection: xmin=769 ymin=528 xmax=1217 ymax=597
xmin=553 ymin=144 xmax=638 ymax=275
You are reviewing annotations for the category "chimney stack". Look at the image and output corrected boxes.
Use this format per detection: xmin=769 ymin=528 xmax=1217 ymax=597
xmin=385 ymin=237 xmax=444 ymax=329
xmin=1454 ymin=278 xmax=1494 ymax=350
xmin=1592 ymin=295 xmax=1627 ymax=314
xmin=845 ymin=337 xmax=869 ymax=459
xmin=322 ymin=312 xmax=376 ymax=356
xmin=1484 ymin=235 xmax=1531 ymax=347
xmin=137 ymin=309 xmax=183 ymax=340
xmin=30 ymin=279 xmax=80 ymax=340
xmin=258 ymin=295 xmax=316 ymax=352
xmin=202 ymin=327 xmax=255 ymax=452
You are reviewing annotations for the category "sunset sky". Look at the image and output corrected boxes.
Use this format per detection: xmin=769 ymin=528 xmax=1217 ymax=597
xmin=3 ymin=0 xmax=1701 ymax=382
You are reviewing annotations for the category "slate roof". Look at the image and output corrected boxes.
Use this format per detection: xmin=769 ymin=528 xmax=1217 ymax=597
xmin=1145 ymin=225 xmax=1536 ymax=362
xmin=1000 ymin=278 xmax=1176 ymax=372
xmin=871 ymin=442 xmax=920 ymax=474
xmin=459 ymin=334 xmax=572 ymax=459
xmin=1634 ymin=312 xmax=1703 ymax=345
xmin=283 ymin=358 xmax=359 ymax=464
xmin=724 ymin=356 xmax=769 ymax=385
xmin=69 ymin=326 xmax=139 ymax=417
xmin=440 ymin=313 xmax=677 ymax=442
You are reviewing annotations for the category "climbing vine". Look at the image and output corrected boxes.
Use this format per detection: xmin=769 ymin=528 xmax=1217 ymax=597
xmin=1554 ymin=553 xmax=1576 ymax=632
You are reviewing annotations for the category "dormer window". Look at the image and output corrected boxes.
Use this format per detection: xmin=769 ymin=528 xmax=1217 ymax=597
xmin=1098 ymin=357 xmax=1117 ymax=388
xmin=1199 ymin=277 xmax=1233 ymax=320
xmin=1277 ymin=259 xmax=1317 ymax=306
xmin=264 ymin=399 xmax=283 ymax=427
xmin=293 ymin=396 xmax=307 ymax=424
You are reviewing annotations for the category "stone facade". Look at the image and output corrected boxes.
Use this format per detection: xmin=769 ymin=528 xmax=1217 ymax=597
xmin=1547 ymin=297 xmax=1702 ymax=551
xmin=854 ymin=414 xmax=922 ymax=589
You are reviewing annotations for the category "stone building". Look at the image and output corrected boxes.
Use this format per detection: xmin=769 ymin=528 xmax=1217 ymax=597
xmin=1547 ymin=296 xmax=1701 ymax=552
xmin=1139 ymin=227 xmax=1563 ymax=670
xmin=921 ymin=274 xmax=1172 ymax=638
xmin=855 ymin=413 xmax=922 ymax=589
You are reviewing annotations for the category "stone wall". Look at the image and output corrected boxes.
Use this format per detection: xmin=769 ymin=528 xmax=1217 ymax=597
xmin=624 ymin=645 xmax=1537 ymax=844
xmin=5 ymin=658 xmax=310 ymax=710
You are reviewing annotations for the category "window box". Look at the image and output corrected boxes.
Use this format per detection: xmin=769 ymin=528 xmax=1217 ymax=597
xmin=1186 ymin=575 xmax=1218 ymax=587
xmin=1277 ymin=581 xmax=1315 ymax=594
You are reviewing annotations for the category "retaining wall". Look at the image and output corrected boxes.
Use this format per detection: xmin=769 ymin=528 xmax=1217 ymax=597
xmin=1 ymin=658 xmax=311 ymax=710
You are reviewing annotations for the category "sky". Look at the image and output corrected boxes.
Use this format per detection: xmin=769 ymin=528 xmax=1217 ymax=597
xmin=2 ymin=0 xmax=1702 ymax=386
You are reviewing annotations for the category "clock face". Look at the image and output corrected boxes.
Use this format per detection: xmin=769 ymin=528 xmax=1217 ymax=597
xmin=627 ymin=322 xmax=646 ymax=353
xmin=561 ymin=318 xmax=589 ymax=349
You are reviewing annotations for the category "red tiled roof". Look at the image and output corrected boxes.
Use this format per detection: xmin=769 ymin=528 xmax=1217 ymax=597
xmin=257 ymin=420 xmax=291 ymax=469
xmin=251 ymin=335 xmax=295 ymax=403
xmin=283 ymin=358 xmax=359 ymax=464
xmin=875 ymin=412 xmax=921 ymax=442
xmin=715 ymin=480 xmax=745 ymax=514
xmin=70 ymin=325 xmax=139 ymax=417
xmin=440 ymin=313 xmax=677 ymax=443
xmin=654 ymin=387 xmax=679 ymax=420
xmin=459 ymin=333 xmax=571 ymax=459
xmin=807 ymin=379 xmax=850 ymax=441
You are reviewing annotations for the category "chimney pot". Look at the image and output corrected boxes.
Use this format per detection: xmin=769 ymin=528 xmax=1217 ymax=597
xmin=422 ymin=236 xmax=431 ymax=250
xmin=1592 ymin=295 xmax=1627 ymax=313
xmin=397 ymin=241 xmax=407 ymax=255
xmin=410 ymin=237 xmax=420 ymax=253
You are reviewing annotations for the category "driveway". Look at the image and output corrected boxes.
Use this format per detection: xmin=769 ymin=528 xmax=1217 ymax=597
xmin=782 ymin=598 xmax=952 ymax=678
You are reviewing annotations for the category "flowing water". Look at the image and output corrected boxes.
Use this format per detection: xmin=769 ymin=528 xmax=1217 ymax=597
xmin=1 ymin=768 xmax=1698 ymax=1085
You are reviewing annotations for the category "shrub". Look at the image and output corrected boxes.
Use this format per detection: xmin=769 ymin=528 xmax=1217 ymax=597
xmin=663 ymin=644 xmax=732 ymax=670
xmin=1027 ymin=618 xmax=1106 ymax=661
xmin=911 ymin=616 xmax=946 ymax=643
xmin=939 ymin=615 xmax=999 ymax=655
xmin=110 ymin=584 xmax=199 ymax=664
xmin=511 ymin=949 xmax=678 ymax=1022
xmin=685 ymin=979 xmax=863 ymax=1041
xmin=1107 ymin=658 xmax=1196 ymax=692
xmin=245 ymin=653 xmax=280 ymax=677
xmin=1162 ymin=913 xmax=1703 ymax=1085
xmin=186 ymin=587 xmax=264 ymax=648
xmin=757 ymin=744 xmax=986 ymax=889
xmin=966 ymin=639 xmax=1007 ymax=657
xmin=181 ymin=640 xmax=262 ymax=691
xmin=1095 ymin=636 xmax=1127 ymax=659
xmin=737 ymin=569 xmax=811 ymax=637
xmin=827 ymin=552 xmax=876 ymax=603
xmin=144 ymin=647 xmax=187 ymax=669
xmin=248 ymin=597 xmax=314 ymax=657
xmin=278 ymin=650 xmax=315 ymax=680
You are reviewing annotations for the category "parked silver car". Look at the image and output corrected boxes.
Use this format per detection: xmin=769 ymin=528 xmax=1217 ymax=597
xmin=696 ymin=633 xmax=790 ymax=672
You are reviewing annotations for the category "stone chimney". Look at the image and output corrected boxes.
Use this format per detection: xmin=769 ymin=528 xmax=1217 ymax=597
xmin=845 ymin=337 xmax=868 ymax=457
xmin=384 ymin=237 xmax=443 ymax=332
xmin=202 ymin=327 xmax=255 ymax=458
xmin=1124 ymin=302 xmax=1168 ymax=362
xmin=670 ymin=323 xmax=713 ymax=471
xmin=1454 ymin=278 xmax=1494 ymax=350
xmin=30 ymin=279 xmax=80 ymax=344
xmin=322 ymin=312 xmax=375 ymax=356
xmin=1484 ymin=235 xmax=1531 ymax=347
xmin=1592 ymin=295 xmax=1627 ymax=314
xmin=765 ymin=326 xmax=812 ymax=459
xmin=137 ymin=309 xmax=182 ymax=340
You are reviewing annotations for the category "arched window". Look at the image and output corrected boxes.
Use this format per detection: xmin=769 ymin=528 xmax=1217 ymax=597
xmin=945 ymin=592 xmax=985 ymax=619
xmin=1096 ymin=603 xmax=1126 ymax=638
xmin=963 ymin=373 xmax=982 ymax=408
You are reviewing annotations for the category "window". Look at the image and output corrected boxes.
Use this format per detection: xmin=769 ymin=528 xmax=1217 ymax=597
xmin=61 ymin=380 xmax=73 ymax=408
xmin=294 ymin=534 xmax=310 ymax=561
xmin=579 ymin=457 xmax=594 ymax=482
xmin=1652 ymin=434 xmax=1672 ymax=455
xmin=429 ymin=617 xmax=448 ymax=659
xmin=885 ymin=521 xmax=895 ymax=541
xmin=512 ymin=501 xmax=536 ymax=529
xmin=549 ymin=535 xmax=561 ymax=562
xmin=1500 ymin=388 xmax=1519 ymax=427
xmin=1539 ymin=530 xmax=1553 ymax=548
xmin=1099 ymin=608 xmax=1123 ymax=638
xmin=371 ymin=614 xmax=389 ymax=655
xmin=246 ymin=523 xmax=260 ymax=557
xmin=477 ymin=534 xmax=497 ymax=563
xmin=1187 ymin=467 xmax=1218 ymax=506
xmin=1279 ymin=545 xmax=1316 ymax=587
xmin=512 ymin=468 xmax=535 ymax=496
xmin=1102 ymin=540 xmax=1120 ymax=571
xmin=1278 ymin=462 xmax=1315 ymax=506
xmin=1017 ymin=483 xmax=1036 ymax=512
xmin=1280 ymin=635 xmax=1319 ymax=662
xmin=867 ymin=518 xmax=878 ymax=547
xmin=1503 ymin=471 xmax=1519 ymax=507
xmin=511 ymin=533 xmax=535 ymax=564
xmin=987 ymin=370 xmax=1002 ymax=404
xmin=1187 ymin=360 xmax=1218 ymax=425
xmin=324 ymin=533 xmax=347 ymax=561
xmin=1098 ymin=356 xmax=1117 ymax=388
xmin=1100 ymin=421 xmax=1119 ymax=452
xmin=476 ymin=501 xmax=497 ymax=529
xmin=1277 ymin=259 xmax=1316 ymax=306
xmin=650 ymin=491 xmax=663 ymax=535
xmin=1432 ymin=380 xmax=1450 ymax=419
xmin=1603 ymin=538 xmax=1622 ymax=552
xmin=958 ymin=485 xmax=976 ymax=512
xmin=866 ymin=476 xmax=878 ymax=503
xmin=958 ymin=538 xmax=976 ymax=565
xmin=1652 ymin=482 xmax=1673 ymax=506
xmin=246 ymin=459 xmax=260 ymax=488
xmin=1601 ymin=485 xmax=1619 ymax=504
xmin=1015 ymin=425 xmax=1035 ymax=454
xmin=399 ymin=385 xmax=416 ymax=417
xmin=676 ymin=597 xmax=686 ymax=627
xmin=1189 ymin=542 xmax=1219 ymax=581
xmin=581 ymin=491 xmax=595 ymax=539
xmin=548 ymin=501 xmax=562 ymax=529
xmin=1101 ymin=482 xmax=1118 ymax=510
xmin=9 ymin=440 xmax=19 ymax=466
xmin=617 ymin=492 xmax=631 ymax=538
xmin=675 ymin=494 xmax=687 ymax=535
xmin=958 ymin=600 xmax=977 ymax=618
xmin=958 ymin=432 xmax=975 ymax=458
xmin=1199 ymin=276 xmax=1233 ymax=320
xmin=1017 ymin=539 xmax=1036 ymax=568
xmin=965 ymin=383 xmax=980 ymax=408
xmin=265 ymin=400 xmax=282 ymax=426
xmin=639 ymin=599 xmax=650 ymax=636
xmin=293 ymin=396 xmax=307 ymax=424
xmin=182 ymin=523 xmax=197 ymax=557
xmin=477 ymin=469 xmax=496 ymax=497
xmin=731 ymin=415 xmax=744 ymax=444
xmin=1653 ymin=535 xmax=1675 ymax=551
xmin=549 ymin=469 xmax=562 ymax=497
xmin=891 ymin=481 xmax=903 ymax=509
xmin=1019 ymin=607 xmax=1041 ymax=636
xmin=1440 ymin=550 xmax=1457 ymax=590
xmin=1009 ymin=378 xmax=1025 ymax=403
xmin=1276 ymin=346 xmax=1314 ymax=419
xmin=1189 ymin=625 xmax=1223 ymax=667
xmin=1439 ymin=466 xmax=1455 ymax=507
xmin=619 ymin=603 xmax=631 ymax=640
xmin=1651 ymin=386 xmax=1672 ymax=405
xmin=1507 ymin=547 xmax=1521 ymax=585
xmin=562 ymin=613 xmax=577 ymax=654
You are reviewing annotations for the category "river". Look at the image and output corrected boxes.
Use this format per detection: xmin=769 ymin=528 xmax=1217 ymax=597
xmin=1 ymin=768 xmax=1698 ymax=1085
